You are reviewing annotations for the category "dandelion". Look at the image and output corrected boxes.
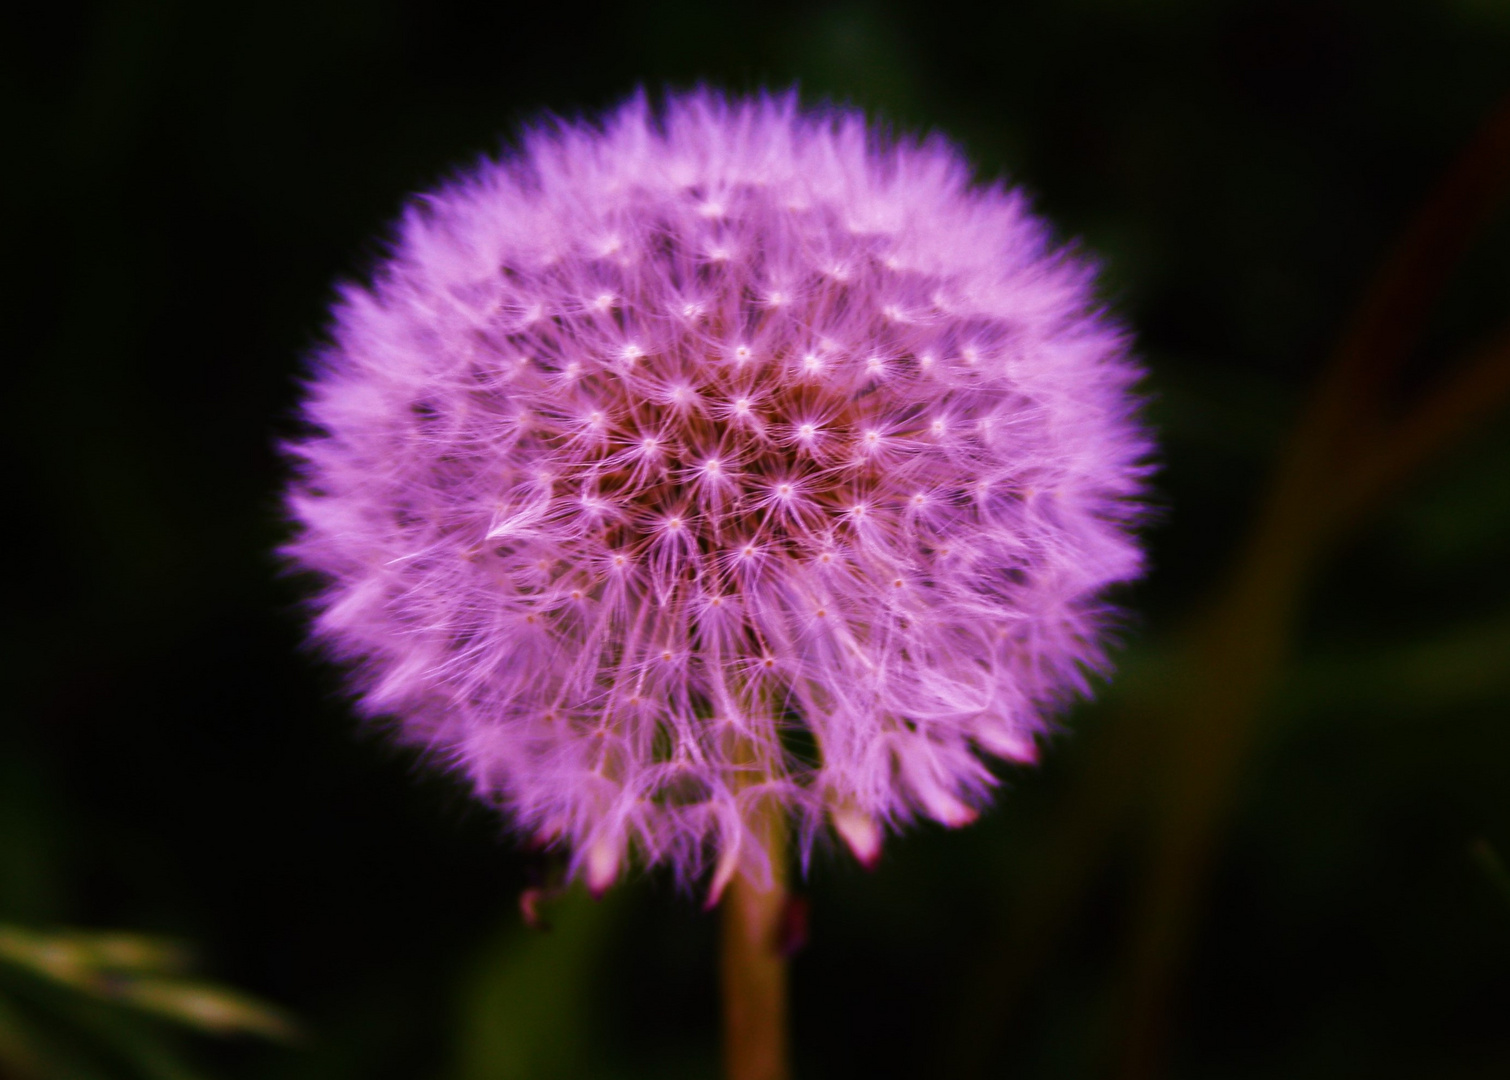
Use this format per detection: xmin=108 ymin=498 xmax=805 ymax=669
xmin=283 ymin=88 xmax=1148 ymax=1079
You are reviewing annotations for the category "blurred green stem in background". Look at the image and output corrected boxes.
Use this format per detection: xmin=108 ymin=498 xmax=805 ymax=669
xmin=453 ymin=885 xmax=619 ymax=1080
xmin=952 ymin=89 xmax=1510 ymax=1080
xmin=1470 ymin=840 xmax=1510 ymax=912
xmin=0 ymin=924 xmax=297 ymax=1079
xmin=1113 ymin=88 xmax=1510 ymax=1080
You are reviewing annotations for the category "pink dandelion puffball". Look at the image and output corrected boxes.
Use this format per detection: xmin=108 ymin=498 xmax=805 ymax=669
xmin=284 ymin=90 xmax=1148 ymax=899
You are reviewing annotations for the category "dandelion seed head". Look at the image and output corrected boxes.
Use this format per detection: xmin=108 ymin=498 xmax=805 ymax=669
xmin=283 ymin=89 xmax=1149 ymax=895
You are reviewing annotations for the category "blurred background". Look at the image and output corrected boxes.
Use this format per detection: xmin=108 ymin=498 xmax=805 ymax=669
xmin=5 ymin=0 xmax=1510 ymax=1076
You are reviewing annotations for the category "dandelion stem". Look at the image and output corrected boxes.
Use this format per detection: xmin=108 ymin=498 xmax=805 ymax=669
xmin=720 ymin=826 xmax=791 ymax=1080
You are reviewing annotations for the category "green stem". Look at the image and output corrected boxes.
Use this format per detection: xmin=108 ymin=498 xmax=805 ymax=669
xmin=1471 ymin=839 xmax=1510 ymax=910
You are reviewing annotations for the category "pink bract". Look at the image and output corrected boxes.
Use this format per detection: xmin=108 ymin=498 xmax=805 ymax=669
xmin=283 ymin=90 xmax=1149 ymax=897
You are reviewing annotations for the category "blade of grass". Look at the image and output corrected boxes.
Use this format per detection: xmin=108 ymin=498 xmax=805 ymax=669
xmin=116 ymin=978 xmax=301 ymax=1043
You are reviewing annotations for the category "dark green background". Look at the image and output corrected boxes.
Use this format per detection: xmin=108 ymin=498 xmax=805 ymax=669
xmin=5 ymin=1 xmax=1510 ymax=1076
